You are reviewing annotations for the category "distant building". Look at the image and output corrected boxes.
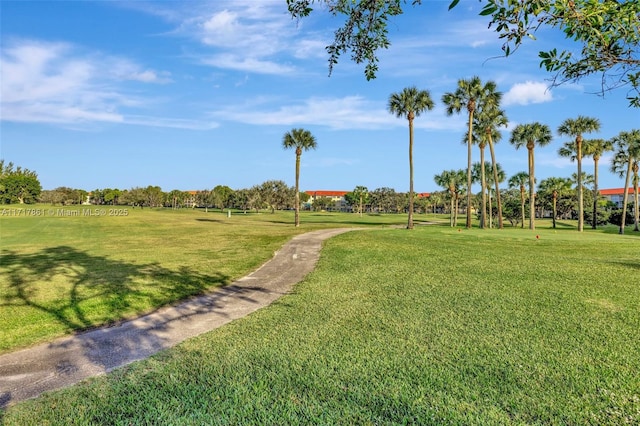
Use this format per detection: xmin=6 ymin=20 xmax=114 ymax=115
xmin=305 ymin=190 xmax=349 ymax=211
xmin=600 ymin=187 xmax=635 ymax=208
xmin=304 ymin=190 xmax=431 ymax=212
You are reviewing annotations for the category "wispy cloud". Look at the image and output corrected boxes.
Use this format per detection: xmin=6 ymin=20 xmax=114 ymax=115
xmin=201 ymin=54 xmax=296 ymax=75
xmin=211 ymin=96 xmax=389 ymax=129
xmin=503 ymin=81 xmax=553 ymax=106
xmin=0 ymin=38 xmax=213 ymax=129
xmin=171 ymin=2 xmax=314 ymax=75
xmin=125 ymin=115 xmax=218 ymax=130
xmin=211 ymin=95 xmax=462 ymax=131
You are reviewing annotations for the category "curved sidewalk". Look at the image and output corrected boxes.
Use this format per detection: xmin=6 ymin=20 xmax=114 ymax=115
xmin=0 ymin=228 xmax=353 ymax=409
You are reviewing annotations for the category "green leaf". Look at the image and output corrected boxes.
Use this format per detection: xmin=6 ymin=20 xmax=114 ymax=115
xmin=448 ymin=0 xmax=460 ymax=11
xmin=480 ymin=4 xmax=498 ymax=16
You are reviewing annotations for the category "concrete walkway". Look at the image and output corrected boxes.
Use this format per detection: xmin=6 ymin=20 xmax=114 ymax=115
xmin=0 ymin=228 xmax=353 ymax=409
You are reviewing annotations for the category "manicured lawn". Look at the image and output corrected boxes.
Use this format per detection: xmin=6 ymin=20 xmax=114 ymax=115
xmin=1 ymin=217 xmax=638 ymax=424
xmin=0 ymin=206 xmax=413 ymax=352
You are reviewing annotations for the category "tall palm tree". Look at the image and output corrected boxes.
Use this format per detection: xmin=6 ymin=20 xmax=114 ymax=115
xmin=443 ymin=77 xmax=500 ymax=229
xmin=282 ymin=128 xmax=317 ymax=227
xmin=473 ymin=105 xmax=507 ymax=229
xmin=509 ymin=123 xmax=552 ymax=230
xmin=611 ymin=129 xmax=640 ymax=234
xmin=480 ymin=105 xmax=509 ymax=229
xmin=475 ymin=161 xmax=505 ymax=228
xmin=434 ymin=169 xmax=466 ymax=227
xmin=388 ymin=86 xmax=435 ymax=229
xmin=582 ymin=138 xmax=614 ymax=229
xmin=557 ymin=116 xmax=601 ymax=232
xmin=538 ymin=177 xmax=573 ymax=229
xmin=509 ymin=172 xmax=530 ymax=229
xmin=486 ymin=163 xmax=506 ymax=229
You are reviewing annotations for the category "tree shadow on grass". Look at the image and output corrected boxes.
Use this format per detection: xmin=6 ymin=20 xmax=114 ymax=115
xmin=0 ymin=246 xmax=230 ymax=345
xmin=0 ymin=246 xmax=282 ymax=409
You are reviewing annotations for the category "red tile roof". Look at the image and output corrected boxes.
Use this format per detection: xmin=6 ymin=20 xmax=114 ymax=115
xmin=305 ymin=190 xmax=349 ymax=197
xmin=305 ymin=190 xmax=431 ymax=197
xmin=600 ymin=188 xmax=635 ymax=196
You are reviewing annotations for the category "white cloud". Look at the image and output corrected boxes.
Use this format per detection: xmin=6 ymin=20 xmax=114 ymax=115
xmin=212 ymin=96 xmax=390 ymax=129
xmin=110 ymin=61 xmax=173 ymax=83
xmin=165 ymin=2 xmax=320 ymax=75
xmin=0 ymin=39 xmax=202 ymax=129
xmin=211 ymin=96 xmax=464 ymax=131
xmin=202 ymin=54 xmax=296 ymax=75
xmin=293 ymin=39 xmax=329 ymax=60
xmin=125 ymin=115 xmax=219 ymax=130
xmin=503 ymin=81 xmax=553 ymax=106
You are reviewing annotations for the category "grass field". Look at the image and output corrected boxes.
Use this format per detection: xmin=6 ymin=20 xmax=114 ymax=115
xmin=0 ymin=205 xmax=413 ymax=352
xmin=1 ymin=206 xmax=639 ymax=423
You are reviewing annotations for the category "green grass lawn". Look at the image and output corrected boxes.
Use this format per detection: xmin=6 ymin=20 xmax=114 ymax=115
xmin=0 ymin=206 xmax=412 ymax=352
xmin=1 ymin=209 xmax=639 ymax=424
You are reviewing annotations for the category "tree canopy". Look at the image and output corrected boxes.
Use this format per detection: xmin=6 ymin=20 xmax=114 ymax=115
xmin=0 ymin=160 xmax=42 ymax=204
xmin=287 ymin=0 xmax=640 ymax=106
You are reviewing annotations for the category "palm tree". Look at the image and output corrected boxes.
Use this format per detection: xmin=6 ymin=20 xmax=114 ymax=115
xmin=428 ymin=191 xmax=444 ymax=214
xmin=443 ymin=77 xmax=500 ymax=229
xmin=475 ymin=161 xmax=505 ymax=228
xmin=557 ymin=116 xmax=601 ymax=232
xmin=480 ymin=105 xmax=509 ymax=229
xmin=582 ymin=138 xmax=614 ymax=229
xmin=473 ymin=104 xmax=507 ymax=229
xmin=509 ymin=172 xmax=530 ymax=228
xmin=282 ymin=128 xmax=317 ymax=227
xmin=434 ymin=169 xmax=466 ymax=227
xmin=352 ymin=185 xmax=369 ymax=217
xmin=611 ymin=129 xmax=640 ymax=234
xmin=571 ymin=171 xmax=595 ymax=223
xmin=509 ymin=123 xmax=553 ymax=230
xmin=538 ymin=177 xmax=573 ymax=229
xmin=470 ymin=160 xmax=488 ymax=227
xmin=388 ymin=86 xmax=435 ymax=229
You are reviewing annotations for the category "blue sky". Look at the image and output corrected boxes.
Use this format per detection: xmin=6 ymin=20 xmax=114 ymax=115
xmin=1 ymin=1 xmax=638 ymax=193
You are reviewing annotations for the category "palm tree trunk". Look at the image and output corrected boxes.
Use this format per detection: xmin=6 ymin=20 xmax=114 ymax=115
xmin=552 ymin=194 xmax=557 ymax=229
xmin=294 ymin=153 xmax=301 ymax=227
xmin=449 ymin=193 xmax=455 ymax=227
xmin=620 ymin=160 xmax=632 ymax=234
xmin=528 ymin=147 xmax=535 ymax=230
xmin=480 ymin=146 xmax=487 ymax=229
xmin=466 ymin=111 xmax=473 ymax=229
xmin=455 ymin=194 xmax=460 ymax=227
xmin=592 ymin=157 xmax=599 ymax=229
xmin=488 ymin=136 xmax=503 ymax=229
xmin=577 ymin=138 xmax=584 ymax=232
xmin=408 ymin=117 xmax=414 ymax=229
xmin=633 ymin=166 xmax=639 ymax=232
xmin=520 ymin=186 xmax=526 ymax=229
xmin=488 ymin=189 xmax=493 ymax=228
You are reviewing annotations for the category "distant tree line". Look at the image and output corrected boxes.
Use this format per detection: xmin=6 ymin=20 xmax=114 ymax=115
xmin=2 ymin=158 xmax=636 ymax=230
xmin=40 ymin=181 xmax=303 ymax=213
